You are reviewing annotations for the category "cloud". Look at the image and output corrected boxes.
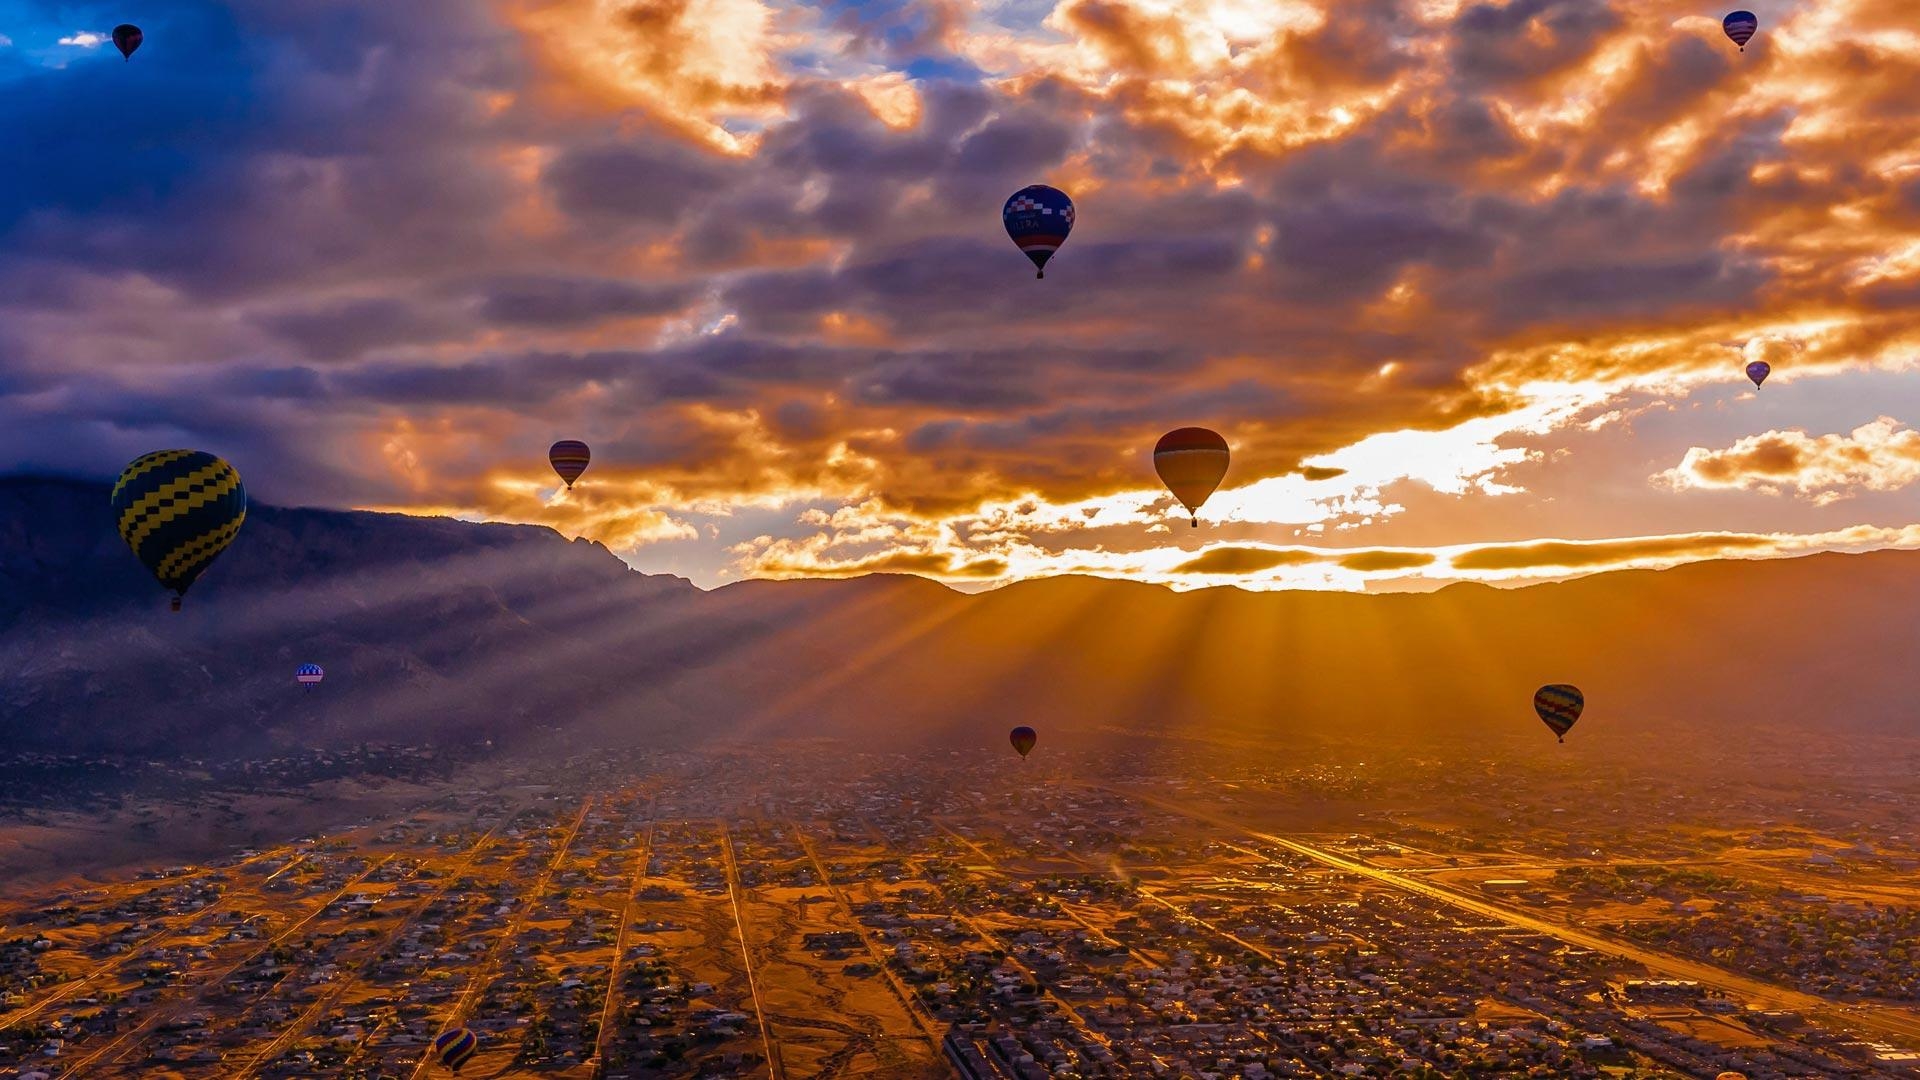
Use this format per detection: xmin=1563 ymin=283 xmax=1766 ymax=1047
xmin=1336 ymin=549 xmax=1435 ymax=571
xmin=3 ymin=0 xmax=1920 ymax=592
xmin=1450 ymin=534 xmax=1778 ymax=571
xmin=58 ymin=31 xmax=107 ymax=48
xmin=1656 ymin=419 xmax=1920 ymax=504
xmin=1171 ymin=546 xmax=1323 ymax=574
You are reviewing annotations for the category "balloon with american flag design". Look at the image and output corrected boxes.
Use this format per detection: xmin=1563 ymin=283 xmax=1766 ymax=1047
xmin=1002 ymin=185 xmax=1075 ymax=279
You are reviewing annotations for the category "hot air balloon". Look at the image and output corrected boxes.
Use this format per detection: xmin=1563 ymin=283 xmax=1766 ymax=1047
xmin=548 ymin=440 xmax=590 ymax=490
xmin=1153 ymin=428 xmax=1230 ymax=527
xmin=433 ymin=1027 xmax=478 ymax=1072
xmin=1746 ymin=360 xmax=1769 ymax=388
xmin=1010 ymin=726 xmax=1037 ymax=759
xmin=1723 ymin=10 xmax=1757 ymax=50
xmin=111 ymin=450 xmax=247 ymax=611
xmin=112 ymin=24 xmax=142 ymax=60
xmin=296 ymin=664 xmax=325 ymax=690
xmin=1532 ymin=684 xmax=1584 ymax=743
xmin=1002 ymin=185 xmax=1075 ymax=279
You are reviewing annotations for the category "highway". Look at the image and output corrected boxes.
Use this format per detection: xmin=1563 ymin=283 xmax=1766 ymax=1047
xmin=1107 ymin=783 xmax=1920 ymax=1047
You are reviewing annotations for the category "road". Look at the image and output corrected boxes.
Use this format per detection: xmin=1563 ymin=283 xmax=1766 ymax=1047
xmin=586 ymin=799 xmax=654 ymax=1075
xmin=719 ymin=823 xmax=784 ymax=1080
xmin=401 ymin=798 xmax=592 ymax=1080
xmin=56 ymin=852 xmax=398 ymax=1074
xmin=1106 ymin=783 xmax=1920 ymax=1047
xmin=0 ymin=844 xmax=302 ymax=1032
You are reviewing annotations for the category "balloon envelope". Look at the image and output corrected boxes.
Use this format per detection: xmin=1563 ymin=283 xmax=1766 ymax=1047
xmin=549 ymin=440 xmax=590 ymax=489
xmin=111 ymin=450 xmax=247 ymax=611
xmin=434 ymin=1027 xmax=478 ymax=1071
xmin=1745 ymin=360 xmax=1769 ymax=388
xmin=1723 ymin=10 xmax=1757 ymax=49
xmin=1533 ymin=684 xmax=1584 ymax=742
xmin=296 ymin=664 xmax=325 ymax=688
xmin=1153 ymin=428 xmax=1230 ymax=526
xmin=1009 ymin=726 xmax=1037 ymax=758
xmin=112 ymin=24 xmax=142 ymax=59
xmin=1002 ymin=185 xmax=1074 ymax=278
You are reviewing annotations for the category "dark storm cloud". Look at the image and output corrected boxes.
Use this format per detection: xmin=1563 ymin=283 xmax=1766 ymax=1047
xmin=544 ymin=140 xmax=741 ymax=223
xmin=257 ymin=297 xmax=464 ymax=361
xmin=1491 ymin=255 xmax=1765 ymax=328
xmin=475 ymin=276 xmax=700 ymax=326
xmin=1447 ymin=0 xmax=1619 ymax=88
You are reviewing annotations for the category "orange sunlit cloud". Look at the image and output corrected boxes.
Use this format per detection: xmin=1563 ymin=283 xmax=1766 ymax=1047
xmin=7 ymin=0 xmax=1920 ymax=591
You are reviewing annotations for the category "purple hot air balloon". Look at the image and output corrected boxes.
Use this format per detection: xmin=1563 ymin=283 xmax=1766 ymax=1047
xmin=112 ymin=24 xmax=142 ymax=60
xmin=1723 ymin=10 xmax=1757 ymax=51
xmin=1746 ymin=360 xmax=1770 ymax=388
xmin=1009 ymin=726 xmax=1037 ymax=758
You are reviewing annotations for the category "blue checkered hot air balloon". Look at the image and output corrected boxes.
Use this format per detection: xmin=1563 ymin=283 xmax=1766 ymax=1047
xmin=110 ymin=450 xmax=247 ymax=611
xmin=1722 ymin=10 xmax=1757 ymax=50
xmin=1002 ymin=185 xmax=1075 ymax=279
xmin=296 ymin=664 xmax=325 ymax=690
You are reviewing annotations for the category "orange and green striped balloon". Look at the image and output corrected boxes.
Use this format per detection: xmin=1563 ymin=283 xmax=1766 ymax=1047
xmin=110 ymin=450 xmax=246 ymax=611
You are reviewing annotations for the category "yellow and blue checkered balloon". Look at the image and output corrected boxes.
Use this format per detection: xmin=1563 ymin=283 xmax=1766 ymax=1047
xmin=110 ymin=450 xmax=247 ymax=611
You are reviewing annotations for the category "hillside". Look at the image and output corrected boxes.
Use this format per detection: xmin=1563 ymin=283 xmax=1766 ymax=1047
xmin=2 ymin=477 xmax=1914 ymax=757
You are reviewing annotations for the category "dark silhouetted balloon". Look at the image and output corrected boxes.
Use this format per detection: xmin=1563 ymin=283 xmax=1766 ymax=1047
xmin=434 ymin=1027 xmax=478 ymax=1072
xmin=1723 ymin=10 xmax=1757 ymax=50
xmin=112 ymin=24 xmax=142 ymax=60
xmin=1153 ymin=428 xmax=1230 ymax=527
xmin=549 ymin=440 xmax=590 ymax=490
xmin=111 ymin=450 xmax=247 ymax=611
xmin=296 ymin=664 xmax=325 ymax=690
xmin=1009 ymin=726 xmax=1037 ymax=758
xmin=1746 ymin=360 xmax=1769 ymax=388
xmin=1533 ymin=684 xmax=1584 ymax=743
xmin=1002 ymin=185 xmax=1074 ymax=279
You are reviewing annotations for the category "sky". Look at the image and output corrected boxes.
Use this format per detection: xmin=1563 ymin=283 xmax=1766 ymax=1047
xmin=2 ymin=0 xmax=1919 ymax=592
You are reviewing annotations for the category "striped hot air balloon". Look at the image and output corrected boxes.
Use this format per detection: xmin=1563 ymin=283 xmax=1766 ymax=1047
xmin=1153 ymin=428 xmax=1230 ymax=527
xmin=1002 ymin=185 xmax=1075 ymax=279
xmin=1009 ymin=726 xmax=1037 ymax=759
xmin=433 ymin=1027 xmax=478 ymax=1072
xmin=1532 ymin=684 xmax=1585 ymax=743
xmin=296 ymin=664 xmax=325 ymax=690
xmin=1723 ymin=10 xmax=1757 ymax=50
xmin=1746 ymin=360 xmax=1770 ymax=388
xmin=110 ymin=450 xmax=247 ymax=611
xmin=548 ymin=440 xmax=590 ymax=490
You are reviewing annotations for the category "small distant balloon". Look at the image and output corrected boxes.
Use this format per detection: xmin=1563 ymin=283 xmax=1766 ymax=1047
xmin=296 ymin=664 xmax=325 ymax=690
xmin=1002 ymin=185 xmax=1075 ymax=279
xmin=1010 ymin=726 xmax=1037 ymax=758
xmin=1746 ymin=360 xmax=1769 ymax=388
xmin=1533 ymin=684 xmax=1584 ymax=744
xmin=1153 ymin=428 xmax=1230 ymax=527
xmin=548 ymin=440 xmax=590 ymax=490
xmin=434 ymin=1027 xmax=478 ymax=1072
xmin=112 ymin=24 xmax=142 ymax=60
xmin=1722 ymin=10 xmax=1757 ymax=50
xmin=111 ymin=450 xmax=247 ymax=611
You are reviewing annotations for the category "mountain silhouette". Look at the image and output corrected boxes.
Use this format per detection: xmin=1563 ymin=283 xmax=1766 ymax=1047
xmin=2 ymin=476 xmax=1913 ymax=758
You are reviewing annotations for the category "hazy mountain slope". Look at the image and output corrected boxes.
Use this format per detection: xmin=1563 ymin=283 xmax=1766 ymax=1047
xmin=3 ymin=477 xmax=1915 ymax=757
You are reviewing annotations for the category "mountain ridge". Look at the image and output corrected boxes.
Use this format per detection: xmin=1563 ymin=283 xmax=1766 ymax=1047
xmin=3 ymin=476 xmax=1914 ymax=758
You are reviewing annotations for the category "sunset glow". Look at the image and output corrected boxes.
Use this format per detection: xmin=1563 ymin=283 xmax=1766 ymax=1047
xmin=4 ymin=0 xmax=1918 ymax=591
